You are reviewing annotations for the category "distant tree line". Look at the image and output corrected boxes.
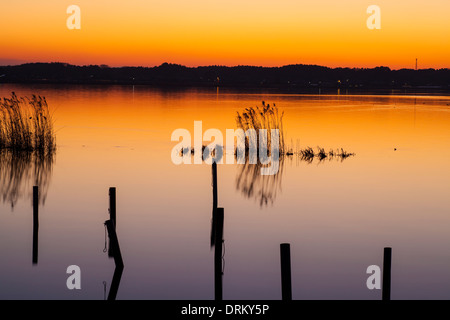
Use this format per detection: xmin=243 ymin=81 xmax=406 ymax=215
xmin=0 ymin=62 xmax=449 ymax=92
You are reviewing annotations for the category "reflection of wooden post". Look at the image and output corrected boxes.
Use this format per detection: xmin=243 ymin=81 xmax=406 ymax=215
xmin=280 ymin=243 xmax=292 ymax=300
xmin=32 ymin=186 xmax=39 ymax=265
xmin=109 ymin=187 xmax=116 ymax=228
xmin=214 ymin=207 xmax=224 ymax=301
xmin=108 ymin=265 xmax=124 ymax=300
xmin=211 ymin=162 xmax=218 ymax=247
xmin=105 ymin=218 xmax=124 ymax=300
xmin=105 ymin=220 xmax=124 ymax=269
xmin=382 ymin=247 xmax=392 ymax=301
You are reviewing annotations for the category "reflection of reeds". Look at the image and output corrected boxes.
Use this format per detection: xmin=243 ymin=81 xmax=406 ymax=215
xmin=0 ymin=93 xmax=56 ymax=209
xmin=235 ymin=157 xmax=285 ymax=207
xmin=0 ymin=150 xmax=55 ymax=209
xmin=0 ymin=92 xmax=56 ymax=154
xmin=233 ymin=103 xmax=355 ymax=206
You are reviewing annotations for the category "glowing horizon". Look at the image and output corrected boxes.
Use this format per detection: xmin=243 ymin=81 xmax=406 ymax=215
xmin=1 ymin=0 xmax=449 ymax=69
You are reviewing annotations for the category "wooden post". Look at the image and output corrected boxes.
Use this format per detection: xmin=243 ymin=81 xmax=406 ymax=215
xmin=108 ymin=187 xmax=116 ymax=258
xmin=214 ymin=207 xmax=224 ymax=301
xmin=105 ymin=219 xmax=124 ymax=269
xmin=212 ymin=162 xmax=217 ymax=211
xmin=32 ymin=186 xmax=39 ymax=265
xmin=280 ymin=243 xmax=292 ymax=300
xmin=109 ymin=187 xmax=116 ymax=228
xmin=382 ymin=247 xmax=392 ymax=300
xmin=210 ymin=162 xmax=218 ymax=247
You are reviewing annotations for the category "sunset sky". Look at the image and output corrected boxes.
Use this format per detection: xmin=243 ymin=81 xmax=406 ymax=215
xmin=1 ymin=0 xmax=449 ymax=69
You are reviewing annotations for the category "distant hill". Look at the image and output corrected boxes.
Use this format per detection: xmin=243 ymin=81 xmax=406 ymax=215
xmin=0 ymin=62 xmax=449 ymax=92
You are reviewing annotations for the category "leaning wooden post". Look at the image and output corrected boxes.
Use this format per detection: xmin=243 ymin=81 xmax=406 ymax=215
xmin=109 ymin=187 xmax=116 ymax=228
xmin=105 ymin=219 xmax=124 ymax=269
xmin=382 ymin=247 xmax=392 ymax=300
xmin=214 ymin=207 xmax=224 ymax=301
xmin=280 ymin=243 xmax=292 ymax=300
xmin=32 ymin=186 xmax=39 ymax=265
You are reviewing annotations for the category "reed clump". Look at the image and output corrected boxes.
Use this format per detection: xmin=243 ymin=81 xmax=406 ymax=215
xmin=296 ymin=146 xmax=354 ymax=163
xmin=0 ymin=92 xmax=56 ymax=154
xmin=235 ymin=101 xmax=285 ymax=156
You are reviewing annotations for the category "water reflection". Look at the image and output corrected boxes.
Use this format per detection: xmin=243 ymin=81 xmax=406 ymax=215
xmin=235 ymin=157 xmax=286 ymax=207
xmin=103 ymin=219 xmax=124 ymax=300
xmin=235 ymin=149 xmax=355 ymax=207
xmin=0 ymin=150 xmax=55 ymax=209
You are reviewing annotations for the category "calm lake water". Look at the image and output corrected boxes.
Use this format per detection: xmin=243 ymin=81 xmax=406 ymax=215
xmin=0 ymin=84 xmax=450 ymax=300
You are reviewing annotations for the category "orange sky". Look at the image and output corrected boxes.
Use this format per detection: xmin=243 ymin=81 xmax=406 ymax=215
xmin=1 ymin=0 xmax=449 ymax=69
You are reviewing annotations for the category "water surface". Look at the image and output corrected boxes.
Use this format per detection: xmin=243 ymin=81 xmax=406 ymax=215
xmin=0 ymin=84 xmax=449 ymax=299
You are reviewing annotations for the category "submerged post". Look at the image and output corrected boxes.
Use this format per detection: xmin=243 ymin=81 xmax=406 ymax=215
xmin=280 ymin=243 xmax=292 ymax=300
xmin=32 ymin=186 xmax=39 ymax=265
xmin=105 ymin=219 xmax=124 ymax=269
xmin=214 ymin=207 xmax=224 ymax=301
xmin=382 ymin=247 xmax=392 ymax=300
xmin=109 ymin=187 xmax=116 ymax=228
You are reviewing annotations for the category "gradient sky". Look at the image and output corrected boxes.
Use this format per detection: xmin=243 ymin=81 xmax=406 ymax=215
xmin=1 ymin=0 xmax=449 ymax=68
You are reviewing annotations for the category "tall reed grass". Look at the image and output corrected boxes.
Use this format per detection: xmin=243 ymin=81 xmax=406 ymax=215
xmin=235 ymin=101 xmax=285 ymax=155
xmin=0 ymin=92 xmax=56 ymax=154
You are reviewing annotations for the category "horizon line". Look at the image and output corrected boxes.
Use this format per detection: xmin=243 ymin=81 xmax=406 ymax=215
xmin=1 ymin=61 xmax=448 ymax=71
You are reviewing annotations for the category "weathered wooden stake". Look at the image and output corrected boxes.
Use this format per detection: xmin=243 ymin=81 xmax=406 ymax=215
xmin=109 ymin=187 xmax=116 ymax=228
xmin=212 ymin=161 xmax=217 ymax=210
xmin=214 ymin=207 xmax=224 ymax=301
xmin=211 ymin=162 xmax=218 ymax=247
xmin=280 ymin=243 xmax=292 ymax=300
xmin=108 ymin=187 xmax=117 ymax=258
xmin=105 ymin=219 xmax=124 ymax=269
xmin=32 ymin=186 xmax=39 ymax=265
xmin=382 ymin=247 xmax=392 ymax=300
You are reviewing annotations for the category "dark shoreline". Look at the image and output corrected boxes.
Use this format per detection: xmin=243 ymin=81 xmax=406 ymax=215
xmin=0 ymin=62 xmax=449 ymax=94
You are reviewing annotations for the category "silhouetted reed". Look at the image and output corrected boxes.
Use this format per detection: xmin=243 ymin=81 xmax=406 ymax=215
xmin=296 ymin=146 xmax=355 ymax=163
xmin=0 ymin=92 xmax=56 ymax=209
xmin=235 ymin=101 xmax=285 ymax=155
xmin=232 ymin=103 xmax=355 ymax=206
xmin=0 ymin=92 xmax=56 ymax=154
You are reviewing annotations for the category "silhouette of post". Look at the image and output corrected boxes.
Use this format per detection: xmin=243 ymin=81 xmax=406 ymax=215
xmin=108 ymin=187 xmax=116 ymax=258
xmin=214 ymin=207 xmax=224 ymax=301
xmin=107 ymin=264 xmax=124 ymax=300
xmin=280 ymin=243 xmax=292 ymax=300
xmin=212 ymin=161 xmax=217 ymax=210
xmin=210 ymin=162 xmax=218 ymax=247
xmin=109 ymin=187 xmax=116 ymax=228
xmin=382 ymin=247 xmax=392 ymax=300
xmin=32 ymin=186 xmax=39 ymax=265
xmin=105 ymin=219 xmax=124 ymax=269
